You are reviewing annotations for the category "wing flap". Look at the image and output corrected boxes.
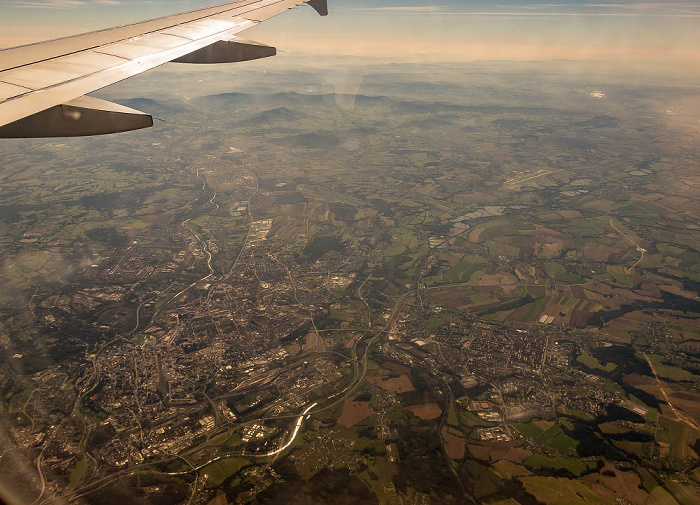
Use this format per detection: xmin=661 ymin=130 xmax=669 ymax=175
xmin=2 ymin=65 xmax=87 ymax=90
xmin=0 ymin=53 xmax=127 ymax=97
xmin=51 ymin=52 xmax=129 ymax=72
xmin=161 ymin=21 xmax=228 ymax=40
xmin=240 ymin=3 xmax=293 ymax=22
xmin=94 ymin=34 xmax=194 ymax=60
xmin=0 ymin=82 xmax=32 ymax=102
xmin=1 ymin=51 xmax=131 ymax=89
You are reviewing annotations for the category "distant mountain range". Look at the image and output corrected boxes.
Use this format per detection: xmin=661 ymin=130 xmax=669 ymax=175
xmin=111 ymin=90 xmax=591 ymax=139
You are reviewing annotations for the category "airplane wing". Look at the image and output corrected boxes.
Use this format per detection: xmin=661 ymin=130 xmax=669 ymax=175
xmin=0 ymin=0 xmax=328 ymax=138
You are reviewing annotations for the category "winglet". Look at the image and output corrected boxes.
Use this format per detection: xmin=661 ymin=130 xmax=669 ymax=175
xmin=307 ymin=0 xmax=328 ymax=16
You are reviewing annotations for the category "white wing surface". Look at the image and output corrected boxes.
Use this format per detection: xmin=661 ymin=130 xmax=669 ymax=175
xmin=0 ymin=0 xmax=328 ymax=137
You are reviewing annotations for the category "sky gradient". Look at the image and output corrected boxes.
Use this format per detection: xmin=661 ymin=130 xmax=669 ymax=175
xmin=1 ymin=1 xmax=699 ymax=69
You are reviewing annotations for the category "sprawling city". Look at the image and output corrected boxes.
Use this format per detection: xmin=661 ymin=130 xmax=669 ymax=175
xmin=0 ymin=33 xmax=699 ymax=505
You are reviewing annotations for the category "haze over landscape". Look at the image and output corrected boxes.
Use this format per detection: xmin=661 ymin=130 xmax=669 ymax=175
xmin=0 ymin=1 xmax=699 ymax=505
xmin=3 ymin=0 xmax=700 ymax=66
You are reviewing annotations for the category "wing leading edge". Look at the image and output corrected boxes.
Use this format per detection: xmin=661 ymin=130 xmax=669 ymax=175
xmin=0 ymin=0 xmax=328 ymax=138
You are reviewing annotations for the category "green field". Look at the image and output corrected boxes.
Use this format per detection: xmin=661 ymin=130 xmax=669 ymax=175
xmin=578 ymin=351 xmax=617 ymax=373
xmin=68 ymin=458 xmax=89 ymax=490
xmin=202 ymin=458 xmax=249 ymax=488
xmin=539 ymin=424 xmax=579 ymax=453
xmin=513 ymin=422 xmax=543 ymax=439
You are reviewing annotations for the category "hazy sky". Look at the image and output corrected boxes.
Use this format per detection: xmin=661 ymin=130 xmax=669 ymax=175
xmin=1 ymin=1 xmax=699 ymax=67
